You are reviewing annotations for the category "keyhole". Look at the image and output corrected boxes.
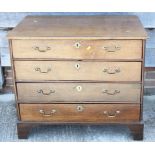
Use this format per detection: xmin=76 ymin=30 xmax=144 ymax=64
xmin=74 ymin=42 xmax=81 ymax=48
xmin=78 ymin=106 xmax=81 ymax=111
xmin=77 ymin=105 xmax=84 ymax=112
xmin=76 ymin=85 xmax=82 ymax=92
xmin=75 ymin=63 xmax=80 ymax=70
xmin=76 ymin=43 xmax=80 ymax=48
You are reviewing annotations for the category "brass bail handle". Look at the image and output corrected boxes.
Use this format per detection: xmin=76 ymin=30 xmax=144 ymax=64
xmin=37 ymin=89 xmax=55 ymax=95
xmin=39 ymin=109 xmax=56 ymax=117
xmin=103 ymin=45 xmax=121 ymax=52
xmin=102 ymin=89 xmax=120 ymax=95
xmin=33 ymin=46 xmax=51 ymax=52
xmin=103 ymin=68 xmax=120 ymax=74
xmin=35 ymin=67 xmax=51 ymax=73
xmin=103 ymin=110 xmax=120 ymax=118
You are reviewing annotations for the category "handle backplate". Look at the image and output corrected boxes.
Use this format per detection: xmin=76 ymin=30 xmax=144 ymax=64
xmin=39 ymin=109 xmax=56 ymax=117
xmin=37 ymin=89 xmax=55 ymax=95
xmin=103 ymin=68 xmax=120 ymax=74
xmin=102 ymin=89 xmax=120 ymax=95
xmin=103 ymin=45 xmax=121 ymax=52
xmin=35 ymin=67 xmax=51 ymax=73
xmin=33 ymin=46 xmax=51 ymax=52
xmin=103 ymin=110 xmax=120 ymax=118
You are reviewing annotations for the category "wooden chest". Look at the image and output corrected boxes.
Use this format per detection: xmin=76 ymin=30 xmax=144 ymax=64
xmin=8 ymin=15 xmax=147 ymax=140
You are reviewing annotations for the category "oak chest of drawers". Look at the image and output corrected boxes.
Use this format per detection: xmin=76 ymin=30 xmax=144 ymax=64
xmin=8 ymin=15 xmax=147 ymax=140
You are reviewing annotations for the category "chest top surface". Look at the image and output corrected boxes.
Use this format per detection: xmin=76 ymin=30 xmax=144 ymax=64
xmin=8 ymin=15 xmax=147 ymax=39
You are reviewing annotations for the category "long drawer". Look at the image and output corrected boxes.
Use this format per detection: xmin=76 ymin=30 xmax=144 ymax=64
xmin=14 ymin=61 xmax=141 ymax=81
xmin=17 ymin=83 xmax=141 ymax=102
xmin=12 ymin=40 xmax=142 ymax=59
xmin=19 ymin=103 xmax=140 ymax=122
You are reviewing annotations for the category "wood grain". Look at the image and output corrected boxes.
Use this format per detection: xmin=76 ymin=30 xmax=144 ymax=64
xmin=14 ymin=61 xmax=142 ymax=81
xmin=8 ymin=15 xmax=146 ymax=139
xmin=12 ymin=39 xmax=143 ymax=59
xmin=19 ymin=103 xmax=140 ymax=122
xmin=7 ymin=16 xmax=147 ymax=39
xmin=17 ymin=83 xmax=141 ymax=103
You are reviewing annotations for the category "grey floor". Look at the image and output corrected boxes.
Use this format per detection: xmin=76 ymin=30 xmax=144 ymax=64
xmin=0 ymin=94 xmax=155 ymax=142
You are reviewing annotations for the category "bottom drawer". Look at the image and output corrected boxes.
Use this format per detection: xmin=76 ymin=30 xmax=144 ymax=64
xmin=19 ymin=104 xmax=140 ymax=123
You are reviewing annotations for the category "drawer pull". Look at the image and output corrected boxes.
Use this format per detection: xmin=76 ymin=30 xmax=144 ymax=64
xmin=102 ymin=89 xmax=120 ymax=95
xmin=103 ymin=68 xmax=120 ymax=74
xmin=103 ymin=45 xmax=121 ymax=52
xmin=76 ymin=105 xmax=84 ymax=112
xmin=103 ymin=110 xmax=120 ymax=118
xmin=39 ymin=109 xmax=56 ymax=117
xmin=35 ymin=67 xmax=51 ymax=73
xmin=37 ymin=89 xmax=55 ymax=95
xmin=74 ymin=42 xmax=81 ymax=48
xmin=33 ymin=46 xmax=51 ymax=52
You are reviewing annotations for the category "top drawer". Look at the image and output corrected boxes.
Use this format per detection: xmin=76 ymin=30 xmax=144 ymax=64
xmin=11 ymin=40 xmax=142 ymax=59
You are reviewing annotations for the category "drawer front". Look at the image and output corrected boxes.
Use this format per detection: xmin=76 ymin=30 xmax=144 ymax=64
xmin=19 ymin=103 xmax=140 ymax=122
xmin=17 ymin=83 xmax=141 ymax=102
xmin=12 ymin=40 xmax=142 ymax=59
xmin=15 ymin=61 xmax=141 ymax=81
